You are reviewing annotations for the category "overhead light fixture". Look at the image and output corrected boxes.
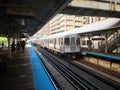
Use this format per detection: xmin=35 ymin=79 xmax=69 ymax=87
xmin=21 ymin=19 xmax=25 ymax=25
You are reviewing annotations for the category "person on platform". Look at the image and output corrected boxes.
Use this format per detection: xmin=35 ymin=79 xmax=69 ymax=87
xmin=21 ymin=40 xmax=26 ymax=52
xmin=11 ymin=41 xmax=15 ymax=52
xmin=1 ymin=41 xmax=4 ymax=49
xmin=11 ymin=41 xmax=16 ymax=58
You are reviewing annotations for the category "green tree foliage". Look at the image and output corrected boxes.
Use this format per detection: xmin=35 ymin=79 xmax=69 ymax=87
xmin=0 ymin=37 xmax=8 ymax=48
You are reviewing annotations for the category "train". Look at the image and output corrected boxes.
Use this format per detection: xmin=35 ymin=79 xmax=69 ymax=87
xmin=31 ymin=18 xmax=120 ymax=60
xmin=33 ymin=32 xmax=81 ymax=59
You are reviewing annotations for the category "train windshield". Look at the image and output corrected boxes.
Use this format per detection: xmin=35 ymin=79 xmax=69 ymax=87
xmin=71 ymin=37 xmax=75 ymax=44
xmin=76 ymin=38 xmax=80 ymax=45
xmin=64 ymin=38 xmax=70 ymax=45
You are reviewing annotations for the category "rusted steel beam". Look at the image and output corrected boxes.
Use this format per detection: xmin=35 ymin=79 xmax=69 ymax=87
xmin=69 ymin=0 xmax=120 ymax=12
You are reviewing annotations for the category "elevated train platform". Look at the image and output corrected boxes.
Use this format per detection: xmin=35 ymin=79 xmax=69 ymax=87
xmin=81 ymin=49 xmax=120 ymax=73
xmin=0 ymin=44 xmax=55 ymax=90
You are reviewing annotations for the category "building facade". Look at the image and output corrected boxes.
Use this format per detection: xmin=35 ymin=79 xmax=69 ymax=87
xmin=37 ymin=14 xmax=106 ymax=35
xmin=36 ymin=22 xmax=50 ymax=36
xmin=50 ymin=14 xmax=88 ymax=34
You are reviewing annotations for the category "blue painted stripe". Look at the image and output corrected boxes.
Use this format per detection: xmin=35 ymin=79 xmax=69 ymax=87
xmin=29 ymin=46 xmax=55 ymax=90
xmin=82 ymin=51 xmax=120 ymax=61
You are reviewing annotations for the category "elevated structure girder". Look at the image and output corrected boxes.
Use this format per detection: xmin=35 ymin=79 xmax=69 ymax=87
xmin=61 ymin=0 xmax=120 ymax=18
xmin=70 ymin=0 xmax=120 ymax=12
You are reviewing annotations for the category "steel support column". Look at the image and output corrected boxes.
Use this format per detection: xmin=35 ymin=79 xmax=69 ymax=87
xmin=105 ymin=34 xmax=108 ymax=53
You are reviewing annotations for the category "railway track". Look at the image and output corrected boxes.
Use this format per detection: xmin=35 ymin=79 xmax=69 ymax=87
xmin=78 ymin=60 xmax=120 ymax=79
xmin=69 ymin=61 xmax=120 ymax=90
xmin=34 ymin=45 xmax=120 ymax=90
xmin=36 ymin=48 xmax=100 ymax=90
xmin=34 ymin=47 xmax=76 ymax=90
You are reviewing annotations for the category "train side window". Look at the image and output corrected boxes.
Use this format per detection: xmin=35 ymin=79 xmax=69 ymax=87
xmin=50 ymin=40 xmax=52 ymax=44
xmin=47 ymin=39 xmax=49 ymax=44
xmin=54 ymin=39 xmax=56 ymax=44
xmin=59 ymin=38 xmax=60 ymax=44
xmin=61 ymin=38 xmax=63 ymax=45
xmin=76 ymin=38 xmax=80 ymax=45
xmin=57 ymin=38 xmax=59 ymax=45
xmin=64 ymin=38 xmax=70 ymax=45
xmin=50 ymin=39 xmax=53 ymax=44
xmin=52 ymin=39 xmax=54 ymax=44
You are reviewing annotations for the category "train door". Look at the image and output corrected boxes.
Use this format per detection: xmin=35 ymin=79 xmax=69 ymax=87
xmin=60 ymin=38 xmax=64 ymax=52
xmin=64 ymin=37 xmax=70 ymax=52
xmin=76 ymin=37 xmax=80 ymax=51
xmin=70 ymin=37 xmax=75 ymax=51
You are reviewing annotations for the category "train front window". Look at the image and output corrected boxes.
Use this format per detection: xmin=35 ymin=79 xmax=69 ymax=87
xmin=71 ymin=37 xmax=75 ymax=44
xmin=76 ymin=38 xmax=80 ymax=45
xmin=64 ymin=38 xmax=70 ymax=45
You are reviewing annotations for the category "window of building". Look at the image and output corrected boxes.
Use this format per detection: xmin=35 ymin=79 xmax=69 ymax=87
xmin=89 ymin=17 xmax=93 ymax=24
xmin=75 ymin=26 xmax=81 ymax=28
xmin=93 ymin=17 xmax=96 ymax=22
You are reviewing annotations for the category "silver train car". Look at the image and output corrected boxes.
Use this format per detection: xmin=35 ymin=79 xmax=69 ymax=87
xmin=38 ymin=32 xmax=81 ymax=59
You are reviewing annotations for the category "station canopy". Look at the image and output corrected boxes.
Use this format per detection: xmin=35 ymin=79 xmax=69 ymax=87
xmin=0 ymin=0 xmax=72 ymax=38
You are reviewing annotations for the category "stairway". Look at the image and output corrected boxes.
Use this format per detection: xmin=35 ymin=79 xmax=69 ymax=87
xmin=100 ymin=33 xmax=119 ymax=53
